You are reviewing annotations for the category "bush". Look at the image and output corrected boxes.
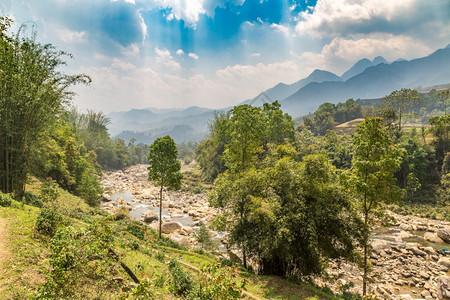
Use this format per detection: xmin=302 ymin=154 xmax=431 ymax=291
xmin=126 ymin=224 xmax=145 ymax=240
xmin=36 ymin=207 xmax=62 ymax=237
xmin=0 ymin=192 xmax=13 ymax=207
xmin=189 ymin=263 xmax=245 ymax=300
xmin=22 ymin=191 xmax=42 ymax=207
xmin=168 ymin=259 xmax=193 ymax=297
xmin=154 ymin=251 xmax=165 ymax=262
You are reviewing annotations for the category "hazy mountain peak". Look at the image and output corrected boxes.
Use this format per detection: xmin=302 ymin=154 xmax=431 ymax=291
xmin=340 ymin=58 xmax=373 ymax=81
xmin=372 ymin=56 xmax=387 ymax=65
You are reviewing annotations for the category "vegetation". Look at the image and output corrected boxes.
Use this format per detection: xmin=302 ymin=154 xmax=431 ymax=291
xmin=147 ymin=135 xmax=182 ymax=239
xmin=0 ymin=17 xmax=90 ymax=199
xmin=347 ymin=118 xmax=403 ymax=295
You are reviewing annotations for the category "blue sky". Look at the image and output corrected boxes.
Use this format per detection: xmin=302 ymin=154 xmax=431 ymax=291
xmin=1 ymin=0 xmax=449 ymax=112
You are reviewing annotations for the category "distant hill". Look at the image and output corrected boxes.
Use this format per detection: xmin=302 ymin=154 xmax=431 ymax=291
xmin=108 ymin=106 xmax=224 ymax=144
xmin=108 ymin=45 xmax=450 ymax=144
xmin=280 ymin=46 xmax=450 ymax=117
xmin=340 ymin=56 xmax=387 ymax=81
xmin=241 ymin=69 xmax=341 ymax=106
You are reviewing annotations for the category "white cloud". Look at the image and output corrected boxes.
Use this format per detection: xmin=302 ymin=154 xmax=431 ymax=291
xmin=156 ymin=0 xmax=205 ymax=27
xmin=270 ymin=23 xmax=289 ymax=35
xmin=295 ymin=0 xmax=417 ymax=36
xmin=188 ymin=52 xmax=199 ymax=60
xmin=295 ymin=34 xmax=433 ymax=75
xmin=250 ymin=52 xmax=261 ymax=57
xmin=155 ymin=48 xmax=181 ymax=71
xmin=176 ymin=49 xmax=184 ymax=55
xmin=55 ymin=28 xmax=86 ymax=43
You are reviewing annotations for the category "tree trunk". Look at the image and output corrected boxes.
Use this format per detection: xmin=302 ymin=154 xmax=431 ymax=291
xmin=363 ymin=207 xmax=369 ymax=296
xmin=159 ymin=184 xmax=163 ymax=239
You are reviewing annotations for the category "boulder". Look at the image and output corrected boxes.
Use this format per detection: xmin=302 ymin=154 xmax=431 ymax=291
xmin=102 ymin=193 xmax=112 ymax=202
xmin=161 ymin=222 xmax=183 ymax=234
xmin=437 ymin=229 xmax=450 ymax=244
xmin=395 ymin=230 xmax=414 ymax=242
xmin=142 ymin=211 xmax=159 ymax=223
xmin=438 ymin=257 xmax=450 ymax=271
xmin=438 ymin=276 xmax=450 ymax=300
xmin=371 ymin=239 xmax=392 ymax=253
xmin=424 ymin=232 xmax=444 ymax=243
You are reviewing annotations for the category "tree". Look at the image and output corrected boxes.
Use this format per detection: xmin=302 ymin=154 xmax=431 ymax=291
xmin=147 ymin=135 xmax=182 ymax=239
xmin=382 ymin=88 xmax=423 ymax=135
xmin=349 ymin=118 xmax=403 ymax=295
xmin=0 ymin=17 xmax=90 ymax=197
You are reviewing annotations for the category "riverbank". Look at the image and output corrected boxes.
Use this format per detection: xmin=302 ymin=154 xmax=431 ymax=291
xmin=101 ymin=164 xmax=450 ymax=299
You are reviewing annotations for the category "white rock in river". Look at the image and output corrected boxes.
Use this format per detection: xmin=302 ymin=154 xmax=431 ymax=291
xmin=161 ymin=222 xmax=183 ymax=234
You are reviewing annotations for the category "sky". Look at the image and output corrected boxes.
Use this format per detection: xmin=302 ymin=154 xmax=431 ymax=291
xmin=1 ymin=0 xmax=449 ymax=113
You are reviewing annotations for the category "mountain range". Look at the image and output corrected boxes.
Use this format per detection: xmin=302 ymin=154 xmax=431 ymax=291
xmin=108 ymin=44 xmax=450 ymax=144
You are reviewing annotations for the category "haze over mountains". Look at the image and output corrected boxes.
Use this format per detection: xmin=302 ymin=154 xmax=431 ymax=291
xmin=108 ymin=44 xmax=450 ymax=144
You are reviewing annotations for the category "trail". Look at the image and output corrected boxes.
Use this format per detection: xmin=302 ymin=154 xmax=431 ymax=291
xmin=0 ymin=216 xmax=10 ymax=292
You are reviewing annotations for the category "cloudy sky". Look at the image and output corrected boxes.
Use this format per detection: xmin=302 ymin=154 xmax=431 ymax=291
xmin=1 ymin=0 xmax=449 ymax=113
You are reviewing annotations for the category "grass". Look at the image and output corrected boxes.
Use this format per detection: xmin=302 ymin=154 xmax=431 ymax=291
xmin=0 ymin=177 xmax=346 ymax=299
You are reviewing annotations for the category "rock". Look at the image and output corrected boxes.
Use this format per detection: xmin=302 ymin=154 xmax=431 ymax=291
xmin=102 ymin=193 xmax=112 ymax=202
xmin=142 ymin=211 xmax=159 ymax=223
xmin=423 ymin=246 xmax=436 ymax=255
xmin=371 ymin=239 xmax=392 ymax=253
xmin=438 ymin=257 xmax=450 ymax=271
xmin=161 ymin=222 xmax=183 ymax=234
xmin=399 ymin=294 xmax=413 ymax=300
xmin=421 ymin=290 xmax=431 ymax=298
xmin=437 ymin=229 xmax=450 ymax=244
xmin=396 ymin=230 xmax=414 ymax=242
xmin=438 ymin=276 xmax=450 ymax=300
xmin=424 ymin=232 xmax=445 ymax=243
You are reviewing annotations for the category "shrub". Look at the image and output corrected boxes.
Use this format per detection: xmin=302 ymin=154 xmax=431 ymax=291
xmin=36 ymin=207 xmax=62 ymax=237
xmin=127 ymin=224 xmax=145 ymax=240
xmin=0 ymin=192 xmax=13 ymax=207
xmin=168 ymin=259 xmax=193 ymax=297
xmin=22 ymin=191 xmax=42 ymax=207
xmin=189 ymin=263 xmax=245 ymax=300
xmin=154 ymin=251 xmax=165 ymax=262
xmin=40 ymin=180 xmax=60 ymax=203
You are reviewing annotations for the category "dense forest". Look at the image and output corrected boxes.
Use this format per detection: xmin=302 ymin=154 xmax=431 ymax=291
xmin=1 ymin=15 xmax=449 ymax=299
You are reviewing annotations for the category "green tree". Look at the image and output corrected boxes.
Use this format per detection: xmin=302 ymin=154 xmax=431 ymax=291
xmin=382 ymin=88 xmax=423 ymax=135
xmin=0 ymin=17 xmax=90 ymax=197
xmin=349 ymin=118 xmax=403 ymax=295
xmin=147 ymin=135 xmax=182 ymax=239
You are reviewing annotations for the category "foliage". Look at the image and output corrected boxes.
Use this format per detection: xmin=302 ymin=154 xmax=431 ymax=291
xmin=194 ymin=224 xmax=215 ymax=250
xmin=303 ymin=99 xmax=368 ymax=136
xmin=0 ymin=191 xmax=13 ymax=207
xmin=212 ymin=154 xmax=362 ymax=276
xmin=348 ymin=117 xmax=403 ymax=295
xmin=168 ymin=259 xmax=193 ymax=297
xmin=36 ymin=221 xmax=115 ymax=299
xmin=126 ymin=224 xmax=145 ymax=240
xmin=35 ymin=206 xmax=63 ymax=237
xmin=0 ymin=17 xmax=90 ymax=198
xmin=195 ymin=111 xmax=230 ymax=182
xmin=381 ymin=88 xmax=423 ymax=135
xmin=148 ymin=135 xmax=182 ymax=239
xmin=189 ymin=263 xmax=245 ymax=300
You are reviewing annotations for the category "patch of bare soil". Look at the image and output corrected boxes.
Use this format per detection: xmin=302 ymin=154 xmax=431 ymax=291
xmin=0 ymin=217 xmax=11 ymax=292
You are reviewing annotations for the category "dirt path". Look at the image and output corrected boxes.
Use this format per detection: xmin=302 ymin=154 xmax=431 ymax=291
xmin=0 ymin=216 xmax=11 ymax=292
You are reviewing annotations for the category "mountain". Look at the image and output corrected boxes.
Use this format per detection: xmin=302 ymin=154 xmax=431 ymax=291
xmin=241 ymin=69 xmax=341 ymax=106
xmin=340 ymin=56 xmax=387 ymax=81
xmin=281 ymin=46 xmax=450 ymax=117
xmin=108 ymin=106 xmax=223 ymax=144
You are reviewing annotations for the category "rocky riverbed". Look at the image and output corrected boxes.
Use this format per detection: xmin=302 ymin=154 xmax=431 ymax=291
xmin=101 ymin=164 xmax=450 ymax=299
xmin=101 ymin=164 xmax=222 ymax=249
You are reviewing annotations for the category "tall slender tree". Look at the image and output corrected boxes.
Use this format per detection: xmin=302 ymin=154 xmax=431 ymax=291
xmin=349 ymin=118 xmax=403 ymax=295
xmin=147 ymin=135 xmax=182 ymax=239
